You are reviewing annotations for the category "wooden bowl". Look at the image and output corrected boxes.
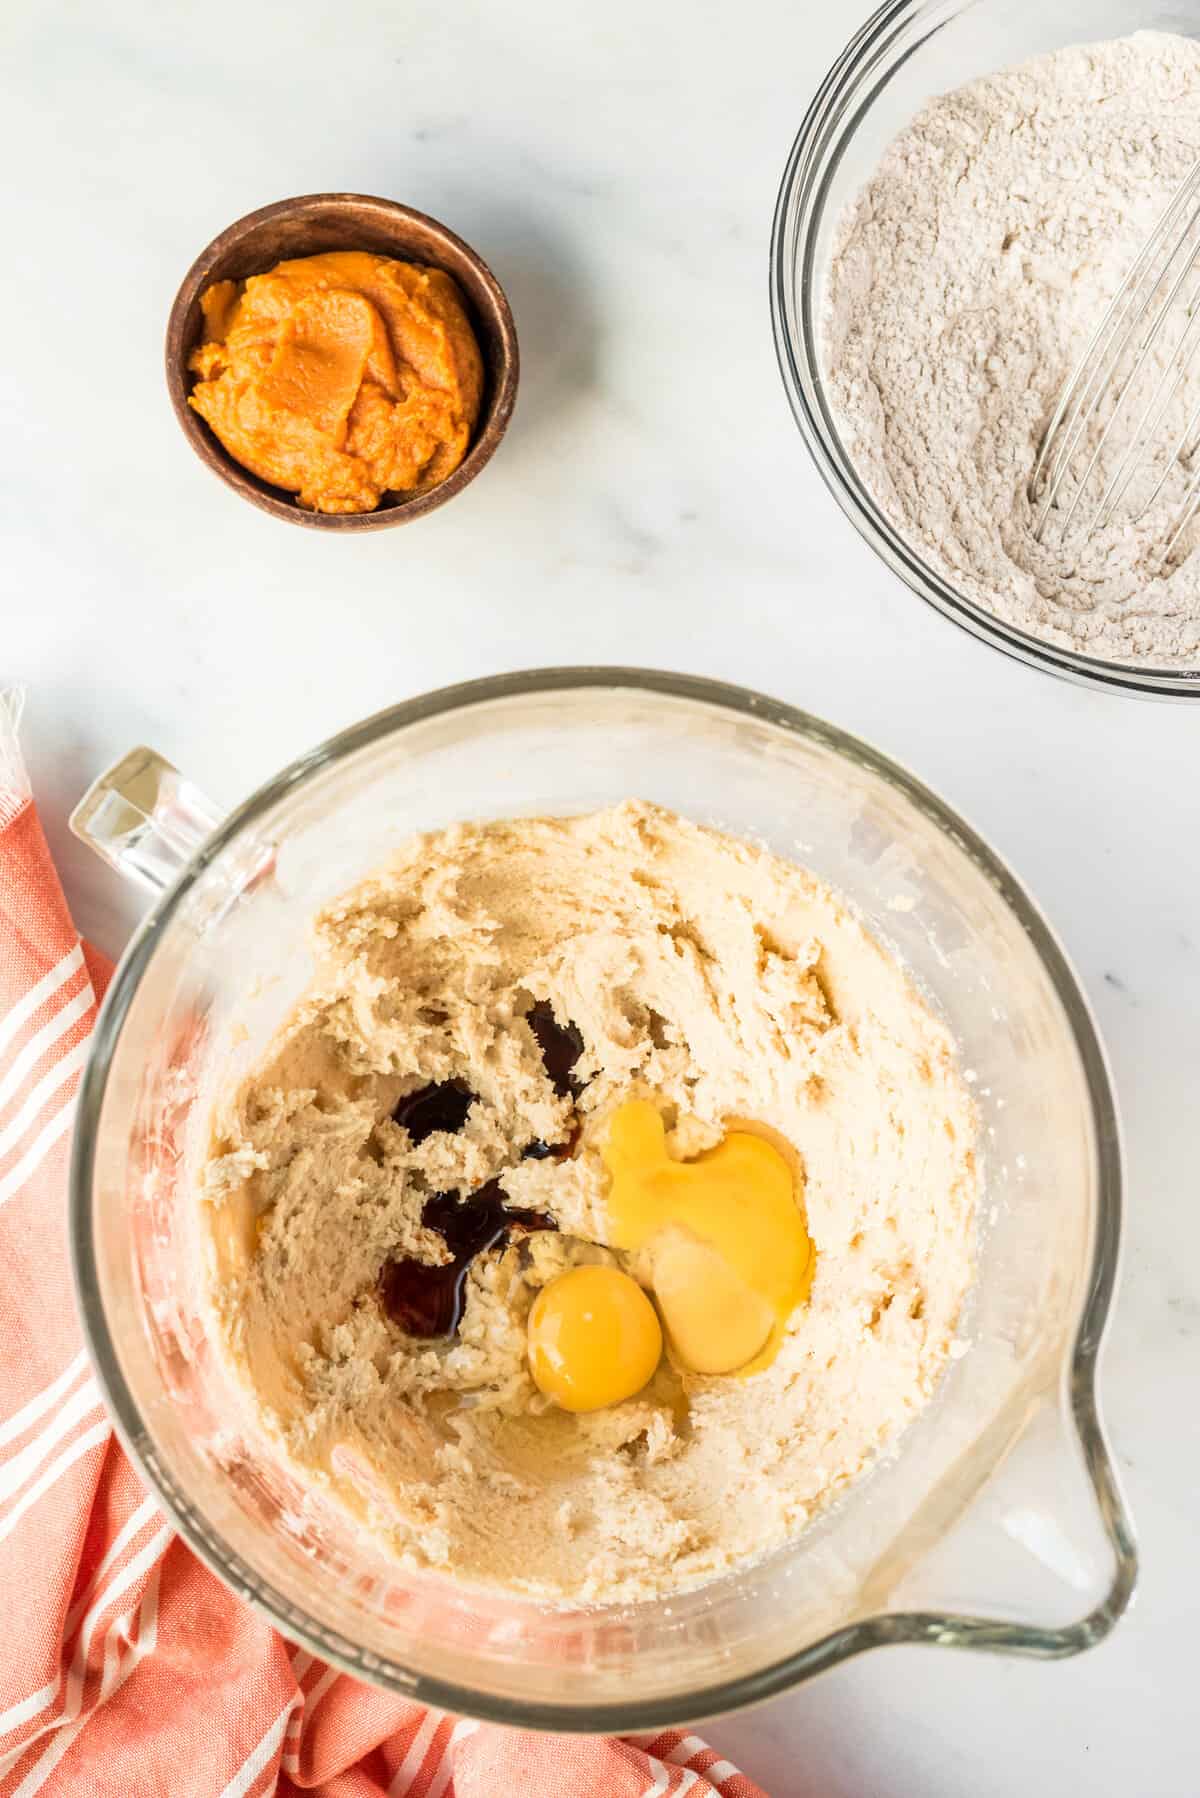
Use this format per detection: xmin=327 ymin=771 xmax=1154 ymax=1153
xmin=165 ymin=193 xmax=519 ymax=530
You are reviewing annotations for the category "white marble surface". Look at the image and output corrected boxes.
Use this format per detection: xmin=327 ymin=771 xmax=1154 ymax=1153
xmin=3 ymin=1 xmax=1197 ymax=1791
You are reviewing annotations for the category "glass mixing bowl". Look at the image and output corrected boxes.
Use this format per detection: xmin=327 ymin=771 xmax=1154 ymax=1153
xmin=69 ymin=669 xmax=1135 ymax=1730
xmin=771 ymin=0 xmax=1200 ymax=700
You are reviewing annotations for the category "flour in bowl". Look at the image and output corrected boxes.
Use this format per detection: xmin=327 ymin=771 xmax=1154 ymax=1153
xmin=822 ymin=31 xmax=1200 ymax=668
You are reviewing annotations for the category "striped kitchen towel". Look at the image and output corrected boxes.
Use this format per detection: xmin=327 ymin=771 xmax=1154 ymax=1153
xmin=0 ymin=691 xmax=768 ymax=1798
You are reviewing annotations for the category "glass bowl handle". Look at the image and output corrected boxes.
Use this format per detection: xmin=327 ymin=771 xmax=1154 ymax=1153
xmin=69 ymin=747 xmax=225 ymax=895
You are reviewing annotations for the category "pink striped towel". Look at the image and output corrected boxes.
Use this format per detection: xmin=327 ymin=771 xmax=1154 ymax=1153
xmin=0 ymin=693 xmax=769 ymax=1797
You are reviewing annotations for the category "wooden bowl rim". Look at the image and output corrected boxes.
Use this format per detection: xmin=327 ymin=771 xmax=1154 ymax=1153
xmin=164 ymin=192 xmax=519 ymax=531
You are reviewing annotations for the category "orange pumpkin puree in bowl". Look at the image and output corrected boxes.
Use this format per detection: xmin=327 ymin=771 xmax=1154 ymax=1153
xmin=188 ymin=252 xmax=483 ymax=515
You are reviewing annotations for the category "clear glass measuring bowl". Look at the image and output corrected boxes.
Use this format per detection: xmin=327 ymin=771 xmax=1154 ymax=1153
xmin=69 ymin=669 xmax=1135 ymax=1730
xmin=771 ymin=0 xmax=1200 ymax=700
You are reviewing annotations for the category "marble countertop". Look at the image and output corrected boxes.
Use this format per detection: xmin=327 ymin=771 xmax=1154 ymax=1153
xmin=4 ymin=2 xmax=1196 ymax=1791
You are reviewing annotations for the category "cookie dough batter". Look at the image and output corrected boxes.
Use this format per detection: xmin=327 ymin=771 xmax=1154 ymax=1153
xmin=202 ymin=802 xmax=977 ymax=1602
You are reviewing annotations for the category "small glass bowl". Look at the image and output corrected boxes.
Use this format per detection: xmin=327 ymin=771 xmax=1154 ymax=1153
xmin=771 ymin=0 xmax=1200 ymax=700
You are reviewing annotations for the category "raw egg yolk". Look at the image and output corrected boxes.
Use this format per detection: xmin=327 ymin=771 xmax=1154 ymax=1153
xmin=601 ymin=1099 xmax=812 ymax=1376
xmin=527 ymin=1265 xmax=663 ymax=1412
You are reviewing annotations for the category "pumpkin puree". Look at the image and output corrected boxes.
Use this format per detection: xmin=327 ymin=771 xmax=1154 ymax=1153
xmin=188 ymin=252 xmax=483 ymax=514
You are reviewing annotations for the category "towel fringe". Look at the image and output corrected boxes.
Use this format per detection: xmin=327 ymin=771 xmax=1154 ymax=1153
xmin=0 ymin=687 xmax=30 ymax=802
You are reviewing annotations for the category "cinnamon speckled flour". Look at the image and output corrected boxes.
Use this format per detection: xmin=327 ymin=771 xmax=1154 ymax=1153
xmin=823 ymin=32 xmax=1200 ymax=667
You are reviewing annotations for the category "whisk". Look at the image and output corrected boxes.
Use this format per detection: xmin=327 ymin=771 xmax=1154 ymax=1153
xmin=1030 ymin=156 xmax=1200 ymax=562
